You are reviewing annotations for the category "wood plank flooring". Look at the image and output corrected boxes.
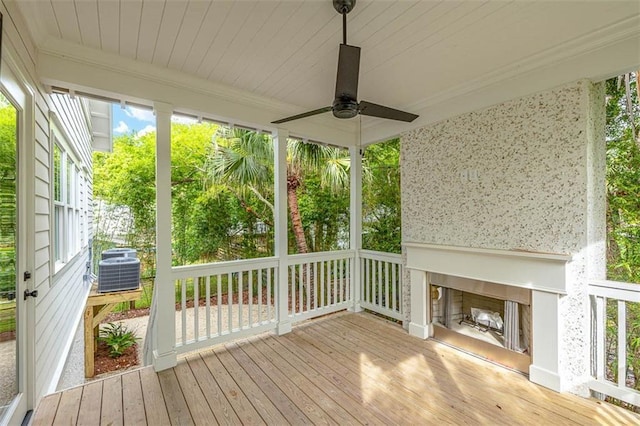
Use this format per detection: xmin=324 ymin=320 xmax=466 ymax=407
xmin=32 ymin=312 xmax=640 ymax=425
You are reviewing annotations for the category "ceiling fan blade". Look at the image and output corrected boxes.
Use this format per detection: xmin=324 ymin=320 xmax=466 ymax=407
xmin=334 ymin=44 xmax=360 ymax=100
xmin=271 ymin=106 xmax=333 ymax=124
xmin=358 ymin=100 xmax=419 ymax=122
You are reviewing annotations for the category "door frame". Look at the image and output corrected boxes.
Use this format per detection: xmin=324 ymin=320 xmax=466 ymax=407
xmin=1 ymin=49 xmax=36 ymax=425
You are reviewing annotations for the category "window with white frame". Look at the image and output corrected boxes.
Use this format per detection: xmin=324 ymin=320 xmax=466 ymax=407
xmin=52 ymin=128 xmax=85 ymax=271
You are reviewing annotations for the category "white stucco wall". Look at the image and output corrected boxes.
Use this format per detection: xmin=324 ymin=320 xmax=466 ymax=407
xmin=400 ymin=80 xmax=606 ymax=394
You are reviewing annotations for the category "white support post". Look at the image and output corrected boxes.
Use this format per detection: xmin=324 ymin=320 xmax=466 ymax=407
xmin=408 ymin=269 xmax=431 ymax=338
xmin=274 ymin=129 xmax=291 ymax=335
xmin=349 ymin=145 xmax=363 ymax=312
xmin=529 ymin=290 xmax=562 ymax=391
xmin=152 ymin=101 xmax=177 ymax=371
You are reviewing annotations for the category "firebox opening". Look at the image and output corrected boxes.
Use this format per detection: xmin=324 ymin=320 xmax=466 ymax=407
xmin=429 ymin=273 xmax=532 ymax=374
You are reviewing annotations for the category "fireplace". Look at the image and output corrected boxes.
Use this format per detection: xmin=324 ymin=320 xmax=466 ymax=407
xmin=429 ymin=273 xmax=531 ymax=373
xmin=404 ymin=242 xmax=573 ymax=391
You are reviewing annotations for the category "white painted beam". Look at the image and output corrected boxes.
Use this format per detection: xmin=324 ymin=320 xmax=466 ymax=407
xmin=36 ymin=39 xmax=357 ymax=147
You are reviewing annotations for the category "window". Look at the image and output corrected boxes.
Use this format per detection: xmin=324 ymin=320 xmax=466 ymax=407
xmin=52 ymin=127 xmax=86 ymax=271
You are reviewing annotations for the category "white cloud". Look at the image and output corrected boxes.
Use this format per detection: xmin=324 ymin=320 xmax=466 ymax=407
xmin=136 ymin=125 xmax=156 ymax=138
xmin=113 ymin=120 xmax=129 ymax=134
xmin=125 ymin=106 xmax=155 ymax=123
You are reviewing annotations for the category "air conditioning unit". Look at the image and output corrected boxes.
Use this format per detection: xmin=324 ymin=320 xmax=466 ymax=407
xmin=98 ymin=257 xmax=140 ymax=293
xmin=101 ymin=248 xmax=137 ymax=260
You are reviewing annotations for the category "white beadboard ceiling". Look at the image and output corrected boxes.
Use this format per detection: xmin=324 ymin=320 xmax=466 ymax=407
xmin=14 ymin=0 xmax=640 ymax=144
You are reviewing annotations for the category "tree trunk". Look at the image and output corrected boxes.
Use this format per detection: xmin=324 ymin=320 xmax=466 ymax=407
xmin=287 ymin=178 xmax=308 ymax=254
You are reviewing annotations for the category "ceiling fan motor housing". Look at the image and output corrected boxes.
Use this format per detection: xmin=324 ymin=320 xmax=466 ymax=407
xmin=332 ymin=97 xmax=359 ymax=119
xmin=333 ymin=0 xmax=356 ymax=14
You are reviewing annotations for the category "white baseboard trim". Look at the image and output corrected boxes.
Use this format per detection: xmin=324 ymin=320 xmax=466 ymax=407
xmin=408 ymin=322 xmax=431 ymax=339
xmin=529 ymin=365 xmax=562 ymax=392
xmin=276 ymin=321 xmax=292 ymax=336
xmin=153 ymin=350 xmax=177 ymax=372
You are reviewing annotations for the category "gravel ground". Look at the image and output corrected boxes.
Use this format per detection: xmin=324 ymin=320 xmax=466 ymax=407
xmin=57 ymin=304 xmax=273 ymax=391
xmin=0 ymin=339 xmax=16 ymax=408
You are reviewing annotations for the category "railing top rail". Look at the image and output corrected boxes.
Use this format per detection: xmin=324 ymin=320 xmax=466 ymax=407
xmin=589 ymin=279 xmax=640 ymax=302
xmin=286 ymin=250 xmax=355 ymax=265
xmin=360 ymin=249 xmax=402 ymax=263
xmin=171 ymin=257 xmax=279 ymax=279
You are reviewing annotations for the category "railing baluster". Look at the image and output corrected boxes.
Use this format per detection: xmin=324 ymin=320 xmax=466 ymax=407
xmin=392 ymin=262 xmax=397 ymax=313
xmin=306 ymin=262 xmax=311 ymax=312
xmin=617 ymin=300 xmax=626 ymax=388
xmin=290 ymin=265 xmax=295 ymax=315
xmin=366 ymin=258 xmax=371 ymax=304
xmin=595 ymin=295 xmax=605 ymax=380
xmin=228 ymin=272 xmax=233 ymax=333
xmin=267 ymin=267 xmax=272 ymax=322
xmin=377 ymin=260 xmax=382 ymax=309
xmin=205 ymin=276 xmax=211 ymax=339
xmin=299 ymin=263 xmax=304 ymax=313
xmin=249 ymin=269 xmax=253 ymax=327
xmin=239 ymin=272 xmax=244 ymax=330
xmin=314 ymin=261 xmax=319 ymax=310
xmin=321 ymin=260 xmax=325 ymax=308
xmin=181 ymin=278 xmax=187 ymax=345
xmin=385 ymin=261 xmax=390 ymax=309
xmin=257 ymin=268 xmax=262 ymax=325
xmin=339 ymin=259 xmax=342 ymax=303
xmin=216 ymin=274 xmax=222 ymax=336
xmin=194 ymin=276 xmax=199 ymax=341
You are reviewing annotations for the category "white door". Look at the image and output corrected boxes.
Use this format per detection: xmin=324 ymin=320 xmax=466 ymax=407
xmin=0 ymin=57 xmax=34 ymax=426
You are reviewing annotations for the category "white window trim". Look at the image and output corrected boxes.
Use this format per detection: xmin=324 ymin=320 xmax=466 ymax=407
xmin=50 ymin=118 xmax=85 ymax=275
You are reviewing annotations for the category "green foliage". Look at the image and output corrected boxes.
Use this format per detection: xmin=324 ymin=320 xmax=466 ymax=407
xmin=98 ymin=322 xmax=138 ymax=358
xmin=605 ymin=72 xmax=640 ymax=394
xmin=362 ymin=139 xmax=401 ymax=253
xmin=0 ymin=94 xmax=17 ymax=297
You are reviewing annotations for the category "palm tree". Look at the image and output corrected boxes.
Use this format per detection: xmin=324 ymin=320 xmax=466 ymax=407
xmin=205 ymin=127 xmax=350 ymax=255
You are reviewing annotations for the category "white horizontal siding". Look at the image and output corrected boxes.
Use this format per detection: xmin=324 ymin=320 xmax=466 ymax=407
xmin=0 ymin=0 xmax=95 ymax=403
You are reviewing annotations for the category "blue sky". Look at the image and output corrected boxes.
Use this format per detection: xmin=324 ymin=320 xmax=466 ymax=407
xmin=112 ymin=105 xmax=197 ymax=137
xmin=112 ymin=104 xmax=156 ymax=137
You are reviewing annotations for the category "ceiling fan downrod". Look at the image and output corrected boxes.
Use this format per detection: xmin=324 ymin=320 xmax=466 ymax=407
xmin=333 ymin=0 xmax=355 ymax=44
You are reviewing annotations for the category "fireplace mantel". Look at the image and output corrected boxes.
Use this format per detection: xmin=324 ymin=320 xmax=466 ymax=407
xmin=404 ymin=242 xmax=572 ymax=294
xmin=404 ymin=241 xmax=575 ymax=391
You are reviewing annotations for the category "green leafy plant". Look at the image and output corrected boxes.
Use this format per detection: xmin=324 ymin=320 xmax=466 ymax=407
xmin=98 ymin=322 xmax=138 ymax=358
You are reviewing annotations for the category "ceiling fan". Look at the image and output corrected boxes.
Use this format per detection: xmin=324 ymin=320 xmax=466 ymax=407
xmin=272 ymin=0 xmax=418 ymax=125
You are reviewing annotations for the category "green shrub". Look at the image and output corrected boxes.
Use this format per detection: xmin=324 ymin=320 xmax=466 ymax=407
xmin=99 ymin=322 xmax=138 ymax=358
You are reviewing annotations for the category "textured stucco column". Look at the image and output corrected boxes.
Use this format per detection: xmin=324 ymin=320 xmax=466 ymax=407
xmin=400 ymin=80 xmax=606 ymax=395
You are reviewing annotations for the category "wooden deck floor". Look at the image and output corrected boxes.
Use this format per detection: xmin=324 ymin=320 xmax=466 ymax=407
xmin=33 ymin=312 xmax=639 ymax=425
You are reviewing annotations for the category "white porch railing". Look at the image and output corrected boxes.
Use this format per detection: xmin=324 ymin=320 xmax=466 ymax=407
xmin=145 ymin=249 xmax=404 ymax=363
xmin=589 ymin=279 xmax=640 ymax=407
xmin=171 ymin=257 xmax=279 ymax=354
xmin=287 ymin=250 xmax=355 ymax=323
xmin=360 ymin=250 xmax=403 ymax=321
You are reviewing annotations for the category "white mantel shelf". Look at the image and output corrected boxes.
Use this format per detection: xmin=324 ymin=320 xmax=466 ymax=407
xmin=403 ymin=242 xmax=573 ymax=294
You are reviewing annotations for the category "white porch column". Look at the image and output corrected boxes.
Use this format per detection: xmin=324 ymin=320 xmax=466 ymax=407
xmin=408 ymin=269 xmax=431 ymax=338
xmin=349 ymin=145 xmax=363 ymax=312
xmin=152 ymin=101 xmax=177 ymax=371
xmin=274 ymin=129 xmax=291 ymax=335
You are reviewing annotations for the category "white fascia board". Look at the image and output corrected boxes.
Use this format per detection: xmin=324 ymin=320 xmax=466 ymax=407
xmin=36 ymin=38 xmax=358 ymax=147
xmin=361 ymin=16 xmax=640 ymax=145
